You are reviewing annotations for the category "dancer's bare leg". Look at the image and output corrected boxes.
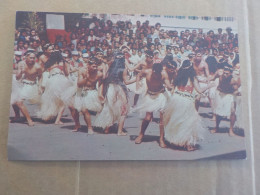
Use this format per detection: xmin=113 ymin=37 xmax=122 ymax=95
xmin=211 ymin=115 xmax=221 ymax=134
xmin=16 ymin=101 xmax=34 ymax=126
xmin=69 ymin=107 xmax=80 ymax=132
xmin=13 ymin=104 xmax=20 ymax=118
xmin=195 ymin=98 xmax=200 ymax=111
xmin=159 ymin=112 xmax=167 ymax=148
xmin=118 ymin=116 xmax=127 ymax=136
xmin=186 ymin=145 xmax=196 ymax=151
xmin=12 ymin=104 xmax=20 ymax=121
xmin=133 ymin=94 xmax=139 ymax=107
xmin=83 ymin=109 xmax=94 ymax=134
xmin=209 ymin=97 xmax=216 ymax=121
xmin=229 ymin=112 xmax=236 ymax=136
xmin=55 ymin=105 xmax=65 ymax=125
xmin=135 ymin=112 xmax=152 ymax=144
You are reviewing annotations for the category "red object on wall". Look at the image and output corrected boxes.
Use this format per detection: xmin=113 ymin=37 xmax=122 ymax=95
xmin=46 ymin=29 xmax=71 ymax=44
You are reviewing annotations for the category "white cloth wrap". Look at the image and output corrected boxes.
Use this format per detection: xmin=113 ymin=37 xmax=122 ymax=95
xmin=196 ymin=75 xmax=209 ymax=103
xmin=10 ymin=74 xmax=22 ymax=104
xmin=208 ymin=78 xmax=219 ymax=114
xmin=215 ymin=90 xmax=235 ymax=119
xmin=163 ymin=90 xmax=204 ymax=147
xmin=19 ymin=79 xmax=41 ymax=104
xmin=131 ymin=89 xmax=168 ymax=114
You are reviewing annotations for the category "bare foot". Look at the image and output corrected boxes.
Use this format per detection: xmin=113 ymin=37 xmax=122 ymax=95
xmin=28 ymin=120 xmax=35 ymax=126
xmin=88 ymin=129 xmax=94 ymax=135
xmin=55 ymin=121 xmax=64 ymax=125
xmin=104 ymin=128 xmax=110 ymax=134
xmin=210 ymin=129 xmax=217 ymax=134
xmin=10 ymin=117 xmax=22 ymax=123
xmin=186 ymin=145 xmax=196 ymax=151
xmin=72 ymin=125 xmax=81 ymax=132
xmin=117 ymin=132 xmax=127 ymax=136
xmin=135 ymin=135 xmax=143 ymax=144
xmin=159 ymin=139 xmax=167 ymax=148
xmin=210 ymin=116 xmax=216 ymax=121
xmin=229 ymin=130 xmax=236 ymax=137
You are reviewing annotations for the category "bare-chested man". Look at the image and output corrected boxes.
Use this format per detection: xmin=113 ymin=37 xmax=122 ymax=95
xmin=126 ymin=50 xmax=154 ymax=107
xmin=75 ymin=57 xmax=103 ymax=134
xmin=193 ymin=51 xmax=217 ymax=118
xmin=211 ymin=65 xmax=240 ymax=136
xmin=134 ymin=62 xmax=173 ymax=148
xmin=95 ymin=50 xmax=108 ymax=79
xmin=14 ymin=51 xmax=42 ymax=126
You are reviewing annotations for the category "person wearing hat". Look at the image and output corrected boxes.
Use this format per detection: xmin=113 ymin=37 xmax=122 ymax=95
xmin=12 ymin=51 xmax=43 ymax=126
xmin=153 ymin=50 xmax=162 ymax=63
xmin=211 ymin=64 xmax=240 ymax=136
xmin=13 ymin=51 xmax=23 ymax=71
xmin=69 ymin=51 xmax=83 ymax=82
xmin=133 ymin=62 xmax=173 ymax=148
xmin=82 ymin=53 xmax=89 ymax=68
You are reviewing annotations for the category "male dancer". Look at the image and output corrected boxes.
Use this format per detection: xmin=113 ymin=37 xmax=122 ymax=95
xmin=211 ymin=65 xmax=240 ymax=136
xmin=126 ymin=50 xmax=154 ymax=107
xmin=193 ymin=51 xmax=215 ymax=115
xmin=14 ymin=51 xmax=42 ymax=126
xmin=75 ymin=57 xmax=104 ymax=134
xmin=134 ymin=63 xmax=173 ymax=148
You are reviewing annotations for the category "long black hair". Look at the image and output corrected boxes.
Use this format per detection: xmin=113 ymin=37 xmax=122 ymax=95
xmin=102 ymin=52 xmax=128 ymax=98
xmin=44 ymin=51 xmax=63 ymax=70
xmin=174 ymin=60 xmax=196 ymax=87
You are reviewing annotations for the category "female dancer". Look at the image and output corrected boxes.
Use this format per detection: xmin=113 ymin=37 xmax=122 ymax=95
xmin=163 ymin=60 xmax=214 ymax=151
xmin=37 ymin=51 xmax=73 ymax=124
xmin=94 ymin=52 xmax=136 ymax=135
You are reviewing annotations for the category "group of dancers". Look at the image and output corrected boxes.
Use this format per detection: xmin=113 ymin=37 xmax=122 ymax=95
xmin=10 ymin=43 xmax=241 ymax=151
xmin=11 ymin=20 xmax=242 ymax=151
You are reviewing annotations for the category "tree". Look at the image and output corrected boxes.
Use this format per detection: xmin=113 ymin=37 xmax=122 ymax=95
xmin=16 ymin=12 xmax=45 ymax=33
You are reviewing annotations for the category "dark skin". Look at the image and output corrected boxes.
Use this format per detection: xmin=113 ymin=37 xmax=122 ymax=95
xmin=125 ymin=55 xmax=154 ymax=106
xmin=135 ymin=66 xmax=173 ymax=148
xmin=101 ymin=65 xmax=137 ymax=136
xmin=73 ymin=63 xmax=103 ymax=134
xmin=164 ymin=65 xmax=177 ymax=89
xmin=15 ymin=53 xmax=42 ymax=126
xmin=210 ymin=69 xmax=240 ymax=136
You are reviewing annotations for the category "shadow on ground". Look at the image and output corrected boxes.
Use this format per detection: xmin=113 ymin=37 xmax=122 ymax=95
xmin=208 ymin=126 xmax=245 ymax=137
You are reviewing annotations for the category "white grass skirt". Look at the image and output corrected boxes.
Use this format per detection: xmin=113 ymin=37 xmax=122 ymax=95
xmin=163 ymin=91 xmax=204 ymax=147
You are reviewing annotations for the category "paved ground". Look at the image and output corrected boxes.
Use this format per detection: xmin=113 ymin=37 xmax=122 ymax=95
xmin=7 ymin=93 xmax=246 ymax=161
